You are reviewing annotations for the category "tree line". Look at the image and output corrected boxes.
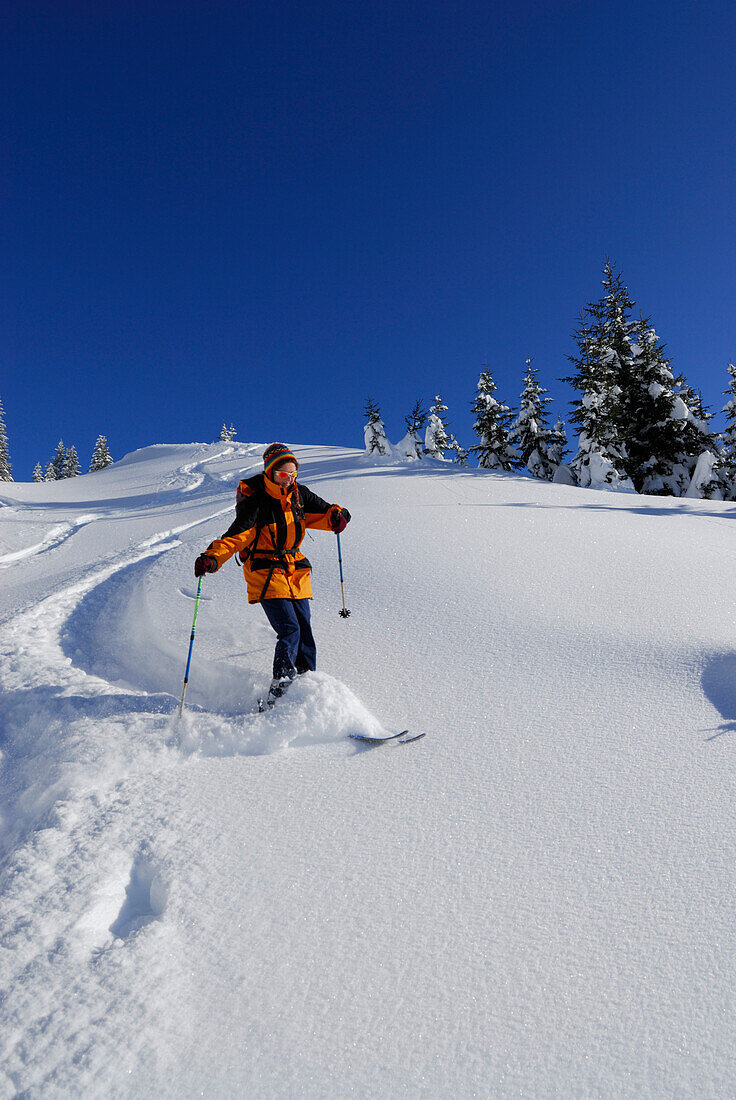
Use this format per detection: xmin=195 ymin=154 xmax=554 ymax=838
xmin=0 ymin=414 xmax=240 ymax=484
xmin=2 ymin=262 xmax=732 ymax=499
xmin=0 ymin=410 xmax=114 ymax=483
xmin=364 ymin=261 xmax=736 ymax=500
xmin=33 ymin=437 xmax=114 ymax=481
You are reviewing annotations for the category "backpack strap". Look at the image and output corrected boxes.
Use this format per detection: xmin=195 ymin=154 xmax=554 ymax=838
xmin=235 ymin=477 xmax=269 ymax=568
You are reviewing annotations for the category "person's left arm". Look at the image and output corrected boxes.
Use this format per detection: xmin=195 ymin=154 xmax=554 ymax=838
xmin=299 ymin=484 xmax=351 ymax=533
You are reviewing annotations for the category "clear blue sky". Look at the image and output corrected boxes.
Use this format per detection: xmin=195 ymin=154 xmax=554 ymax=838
xmin=2 ymin=0 xmax=735 ymax=478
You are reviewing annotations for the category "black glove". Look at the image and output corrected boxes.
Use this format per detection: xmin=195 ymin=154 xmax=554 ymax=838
xmin=330 ymin=507 xmax=351 ymax=533
xmin=194 ymin=554 xmax=218 ymax=577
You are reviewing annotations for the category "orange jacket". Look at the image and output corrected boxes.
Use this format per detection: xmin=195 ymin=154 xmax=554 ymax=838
xmin=206 ymin=473 xmax=343 ymax=602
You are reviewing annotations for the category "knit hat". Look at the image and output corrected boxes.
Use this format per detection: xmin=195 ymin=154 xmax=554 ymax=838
xmin=263 ymin=442 xmax=299 ymax=480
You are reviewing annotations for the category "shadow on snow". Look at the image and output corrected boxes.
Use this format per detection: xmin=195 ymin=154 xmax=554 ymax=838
xmin=701 ymin=653 xmax=736 ymax=741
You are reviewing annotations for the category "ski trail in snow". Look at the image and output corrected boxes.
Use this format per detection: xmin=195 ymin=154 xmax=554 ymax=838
xmin=0 ymin=512 xmax=242 ymax=1090
xmin=0 ymin=506 xmax=233 ymax=844
xmin=0 ymin=514 xmax=99 ymax=568
xmin=0 ymin=446 xmax=250 ymax=572
xmin=169 ymin=443 xmax=262 ymax=493
xmin=0 ymin=486 xmax=385 ymax=1093
xmin=0 ymin=758 xmax=189 ymax=1093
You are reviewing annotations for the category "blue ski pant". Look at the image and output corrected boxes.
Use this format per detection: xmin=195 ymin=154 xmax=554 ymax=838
xmin=260 ymin=597 xmax=317 ymax=680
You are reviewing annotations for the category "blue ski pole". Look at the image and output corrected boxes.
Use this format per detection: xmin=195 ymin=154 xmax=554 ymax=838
xmin=179 ymin=576 xmax=203 ymax=717
xmin=336 ymin=531 xmax=351 ymax=618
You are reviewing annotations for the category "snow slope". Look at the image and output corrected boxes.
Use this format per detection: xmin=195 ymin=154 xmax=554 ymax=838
xmin=1 ymin=441 xmax=735 ymax=1097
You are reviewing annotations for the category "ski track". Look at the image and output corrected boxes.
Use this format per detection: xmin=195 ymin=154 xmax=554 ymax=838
xmin=0 ymin=540 xmax=187 ymax=1092
xmin=0 ymin=514 xmax=99 ymax=568
xmin=0 ymin=456 xmax=254 ymax=1093
xmin=0 ymin=479 xmax=244 ymax=851
xmin=0 ymin=450 xmax=388 ymax=1094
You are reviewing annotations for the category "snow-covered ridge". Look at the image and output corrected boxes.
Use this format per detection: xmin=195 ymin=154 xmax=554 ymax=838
xmin=1 ymin=442 xmax=735 ymax=1097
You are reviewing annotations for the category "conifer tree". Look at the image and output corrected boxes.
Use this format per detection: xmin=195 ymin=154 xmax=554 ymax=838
xmin=62 ymin=445 xmax=80 ymax=479
xmin=406 ymin=398 xmax=427 ymax=440
xmin=663 ymin=375 xmax=720 ymax=496
xmin=424 ymin=394 xmax=466 ymax=461
xmin=509 ymin=359 xmax=557 ymax=480
xmin=44 ymin=461 xmax=57 ymax=481
xmin=618 ymin=322 xmax=715 ymax=494
xmin=89 ymin=435 xmax=114 ymax=471
xmin=566 ymin=261 xmax=713 ymax=495
xmin=454 ymin=443 xmax=470 ymax=466
xmin=424 ymin=395 xmax=452 ymax=458
xmin=0 ymin=395 xmax=11 ymax=482
xmin=51 ymin=440 xmax=66 ymax=480
xmin=564 ymin=267 xmax=633 ymax=489
xmin=398 ymin=399 xmax=427 ymax=460
xmin=218 ymin=423 xmax=238 ymax=442
xmin=32 ymin=463 xmax=44 ymax=483
xmin=721 ymin=362 xmax=736 ymax=500
xmin=363 ymin=397 xmax=390 ymax=456
xmin=545 ymin=417 xmax=569 ymax=475
xmin=470 ymin=365 xmax=518 ymax=470
xmin=684 ymin=449 xmax=724 ymax=500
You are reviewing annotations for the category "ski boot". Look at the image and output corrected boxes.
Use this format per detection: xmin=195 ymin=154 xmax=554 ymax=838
xmin=258 ymin=676 xmax=295 ymax=712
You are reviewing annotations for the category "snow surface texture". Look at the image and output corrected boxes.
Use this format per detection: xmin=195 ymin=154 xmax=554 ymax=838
xmin=1 ymin=441 xmax=736 ymax=1097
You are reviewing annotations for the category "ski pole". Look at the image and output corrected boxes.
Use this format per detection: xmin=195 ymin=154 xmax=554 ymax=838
xmin=178 ymin=575 xmax=203 ymax=718
xmin=336 ymin=531 xmax=351 ymax=618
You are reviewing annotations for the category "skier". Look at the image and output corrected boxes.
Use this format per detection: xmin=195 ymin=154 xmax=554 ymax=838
xmin=194 ymin=443 xmax=351 ymax=707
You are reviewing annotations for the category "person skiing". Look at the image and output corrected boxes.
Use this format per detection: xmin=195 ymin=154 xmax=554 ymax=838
xmin=194 ymin=443 xmax=351 ymax=708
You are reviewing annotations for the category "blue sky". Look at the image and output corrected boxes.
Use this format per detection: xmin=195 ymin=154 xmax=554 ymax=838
xmin=2 ymin=0 xmax=735 ymax=478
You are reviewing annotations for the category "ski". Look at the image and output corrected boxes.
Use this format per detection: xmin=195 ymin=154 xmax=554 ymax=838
xmin=349 ymin=729 xmax=426 ymax=745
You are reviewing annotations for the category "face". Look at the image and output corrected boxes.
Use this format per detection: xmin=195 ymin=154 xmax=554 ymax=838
xmin=272 ymin=461 xmax=297 ymax=485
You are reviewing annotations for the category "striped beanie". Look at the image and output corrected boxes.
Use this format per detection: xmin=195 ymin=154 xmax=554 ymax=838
xmin=263 ymin=442 xmax=299 ymax=479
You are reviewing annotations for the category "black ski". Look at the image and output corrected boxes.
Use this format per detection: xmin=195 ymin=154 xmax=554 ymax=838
xmin=349 ymin=729 xmax=426 ymax=745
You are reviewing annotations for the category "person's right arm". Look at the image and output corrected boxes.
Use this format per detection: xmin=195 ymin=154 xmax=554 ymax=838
xmin=194 ymin=496 xmax=260 ymax=575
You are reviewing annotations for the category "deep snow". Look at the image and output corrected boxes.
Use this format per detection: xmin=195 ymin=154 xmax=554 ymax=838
xmin=1 ymin=441 xmax=735 ymax=1097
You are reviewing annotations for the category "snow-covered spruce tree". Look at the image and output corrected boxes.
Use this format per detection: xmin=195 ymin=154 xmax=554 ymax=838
xmin=62 ymin=445 xmax=80 ymax=479
xmin=451 ymin=441 xmax=469 ymax=466
xmin=219 ymin=423 xmax=230 ymax=442
xmin=720 ymin=362 xmax=736 ymax=500
xmin=51 ymin=440 xmax=66 ymax=480
xmin=618 ymin=320 xmax=714 ymax=495
xmin=685 ymin=449 xmax=724 ymax=500
xmin=470 ymin=367 xmax=518 ymax=471
xmin=566 ymin=261 xmax=714 ymax=495
xmin=509 ymin=359 xmax=557 ymax=480
xmin=424 ymin=394 xmax=452 ymax=459
xmin=564 ymin=269 xmax=634 ymax=490
xmin=423 ymin=393 xmax=467 ymax=463
xmin=397 ymin=399 xmax=427 ymax=461
xmin=32 ymin=463 xmax=44 ymax=483
xmin=89 ymin=435 xmax=114 ymax=472
xmin=44 ymin=461 xmax=57 ymax=481
xmin=547 ymin=417 xmax=568 ymax=469
xmin=363 ymin=396 xmax=390 ymax=456
xmin=0 ymin=395 xmax=11 ymax=482
xmin=671 ymin=376 xmax=722 ymax=498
